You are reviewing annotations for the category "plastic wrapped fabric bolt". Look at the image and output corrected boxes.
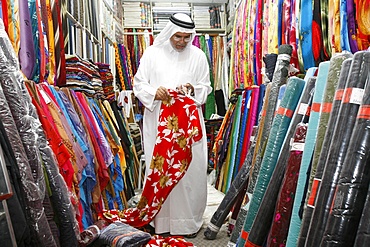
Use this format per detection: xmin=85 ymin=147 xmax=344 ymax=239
xmin=354 ymin=185 xmax=370 ymax=246
xmin=243 ymin=77 xmax=305 ymax=246
xmin=266 ymin=123 xmax=308 ymax=246
xmin=0 ymin=87 xmax=40 ymax=246
xmin=297 ymin=55 xmax=352 ymax=246
xmin=304 ymin=51 xmax=370 ymax=246
xmin=203 ymin=146 xmax=252 ymax=240
xmin=237 ymin=45 xmax=293 ymax=246
xmin=0 ymin=21 xmax=57 ymax=246
xmin=0 ymin=118 xmax=31 ymax=245
xmin=321 ymin=53 xmax=370 ymax=246
xmin=93 ymin=221 xmax=151 ymax=247
xmin=248 ymin=45 xmax=293 ymax=198
xmin=308 ymin=53 xmax=353 ymax=194
xmin=245 ymin=76 xmax=314 ymax=246
xmin=295 ymin=61 xmax=331 ymax=246
xmin=263 ymin=54 xmax=278 ymax=82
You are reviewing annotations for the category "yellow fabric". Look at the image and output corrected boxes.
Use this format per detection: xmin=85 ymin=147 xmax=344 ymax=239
xmin=333 ymin=0 xmax=342 ymax=52
xmin=7 ymin=0 xmax=20 ymax=55
xmin=114 ymin=43 xmax=126 ymax=90
xmin=268 ymin=0 xmax=279 ymax=54
xmin=46 ymin=0 xmax=56 ymax=85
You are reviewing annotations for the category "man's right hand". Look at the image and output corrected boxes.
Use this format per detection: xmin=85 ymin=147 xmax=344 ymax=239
xmin=155 ymin=86 xmax=170 ymax=101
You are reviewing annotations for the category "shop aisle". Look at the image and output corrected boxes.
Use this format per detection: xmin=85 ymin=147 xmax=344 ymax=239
xmin=185 ymin=183 xmax=230 ymax=246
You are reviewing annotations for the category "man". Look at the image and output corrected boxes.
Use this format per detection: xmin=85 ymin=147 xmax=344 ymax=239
xmin=133 ymin=13 xmax=212 ymax=237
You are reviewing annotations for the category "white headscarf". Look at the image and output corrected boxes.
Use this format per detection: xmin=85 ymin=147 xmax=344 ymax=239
xmin=153 ymin=13 xmax=196 ymax=47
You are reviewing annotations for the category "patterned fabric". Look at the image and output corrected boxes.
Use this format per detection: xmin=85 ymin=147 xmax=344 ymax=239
xmin=101 ymin=90 xmax=202 ymax=228
xmin=146 ymin=235 xmax=194 ymax=247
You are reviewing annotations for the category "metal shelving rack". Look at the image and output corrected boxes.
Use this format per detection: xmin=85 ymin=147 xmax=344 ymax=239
xmin=122 ymin=0 xmax=228 ymax=35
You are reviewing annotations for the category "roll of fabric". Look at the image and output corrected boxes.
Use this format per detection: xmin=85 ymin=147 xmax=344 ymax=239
xmin=321 ymin=56 xmax=370 ymax=246
xmin=354 ymin=184 xmax=370 ymax=246
xmin=293 ymin=61 xmax=330 ymax=246
xmin=224 ymin=93 xmax=244 ymax=191
xmin=245 ymin=76 xmax=314 ymax=246
xmin=18 ymin=0 xmax=35 ymax=79
xmin=340 ymin=0 xmax=351 ymax=51
xmin=267 ymin=123 xmax=308 ymax=246
xmin=300 ymin=0 xmax=315 ymax=70
xmin=308 ymin=53 xmax=353 ymax=197
xmin=304 ymin=51 xmax=370 ymax=246
xmin=346 ymin=0 xmax=359 ymax=53
xmin=243 ymin=77 xmax=305 ymax=246
xmin=239 ymin=45 xmax=293 ymax=246
xmin=300 ymin=56 xmax=353 ymax=246
xmin=287 ymin=65 xmax=330 ymax=246
xmin=204 ymin=88 xmax=259 ymax=240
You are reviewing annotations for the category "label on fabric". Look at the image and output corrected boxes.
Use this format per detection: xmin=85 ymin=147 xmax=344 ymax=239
xmin=349 ymin=88 xmax=364 ymax=105
xmin=297 ymin=103 xmax=309 ymax=115
xmin=39 ymin=89 xmax=52 ymax=104
xmin=277 ymin=54 xmax=291 ymax=61
xmin=291 ymin=142 xmax=305 ymax=151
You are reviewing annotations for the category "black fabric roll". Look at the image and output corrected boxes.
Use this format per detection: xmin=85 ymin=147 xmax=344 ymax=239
xmin=204 ymin=149 xmax=252 ymax=240
xmin=321 ymin=53 xmax=370 ymax=246
xmin=246 ymin=76 xmax=315 ymax=246
xmin=305 ymin=51 xmax=370 ymax=246
xmin=297 ymin=57 xmax=354 ymax=246
xmin=263 ymin=54 xmax=278 ymax=82
xmin=354 ymin=185 xmax=370 ymax=246
xmin=0 ymin=119 xmax=31 ymax=246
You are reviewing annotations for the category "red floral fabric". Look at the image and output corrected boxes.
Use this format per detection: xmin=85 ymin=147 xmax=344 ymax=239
xmin=101 ymin=90 xmax=202 ymax=228
xmin=146 ymin=235 xmax=195 ymax=247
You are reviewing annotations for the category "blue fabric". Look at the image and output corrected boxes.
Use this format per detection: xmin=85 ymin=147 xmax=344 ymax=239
xmin=286 ymin=61 xmax=330 ymax=246
xmin=340 ymin=0 xmax=351 ymax=52
xmin=234 ymin=90 xmax=252 ymax=179
xmin=300 ymin=0 xmax=315 ymax=70
xmin=56 ymin=89 xmax=97 ymax=228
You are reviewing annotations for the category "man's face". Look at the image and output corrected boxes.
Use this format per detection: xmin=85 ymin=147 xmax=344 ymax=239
xmin=170 ymin=32 xmax=192 ymax=52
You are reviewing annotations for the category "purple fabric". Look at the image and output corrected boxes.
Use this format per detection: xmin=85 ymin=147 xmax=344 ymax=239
xmin=18 ymin=0 xmax=36 ymax=78
xmin=347 ymin=0 xmax=359 ymax=53
xmin=192 ymin=35 xmax=200 ymax=48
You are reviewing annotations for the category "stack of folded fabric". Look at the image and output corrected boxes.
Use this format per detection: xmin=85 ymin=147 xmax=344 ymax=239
xmin=96 ymin=62 xmax=115 ymax=101
xmin=65 ymin=55 xmax=103 ymax=95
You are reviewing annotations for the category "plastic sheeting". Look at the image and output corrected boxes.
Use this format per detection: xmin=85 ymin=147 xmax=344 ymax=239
xmin=354 ymin=185 xmax=370 ymax=246
xmin=321 ymin=51 xmax=370 ymax=246
xmin=243 ymin=77 xmax=305 ymax=244
xmin=304 ymin=51 xmax=370 ymax=246
xmin=0 ymin=19 xmax=79 ymax=246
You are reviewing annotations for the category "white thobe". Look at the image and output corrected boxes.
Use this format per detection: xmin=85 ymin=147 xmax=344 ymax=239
xmin=133 ymin=40 xmax=212 ymax=235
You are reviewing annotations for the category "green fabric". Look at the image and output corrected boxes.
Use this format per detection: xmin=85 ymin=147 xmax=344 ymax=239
xmin=200 ymin=35 xmax=216 ymax=119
